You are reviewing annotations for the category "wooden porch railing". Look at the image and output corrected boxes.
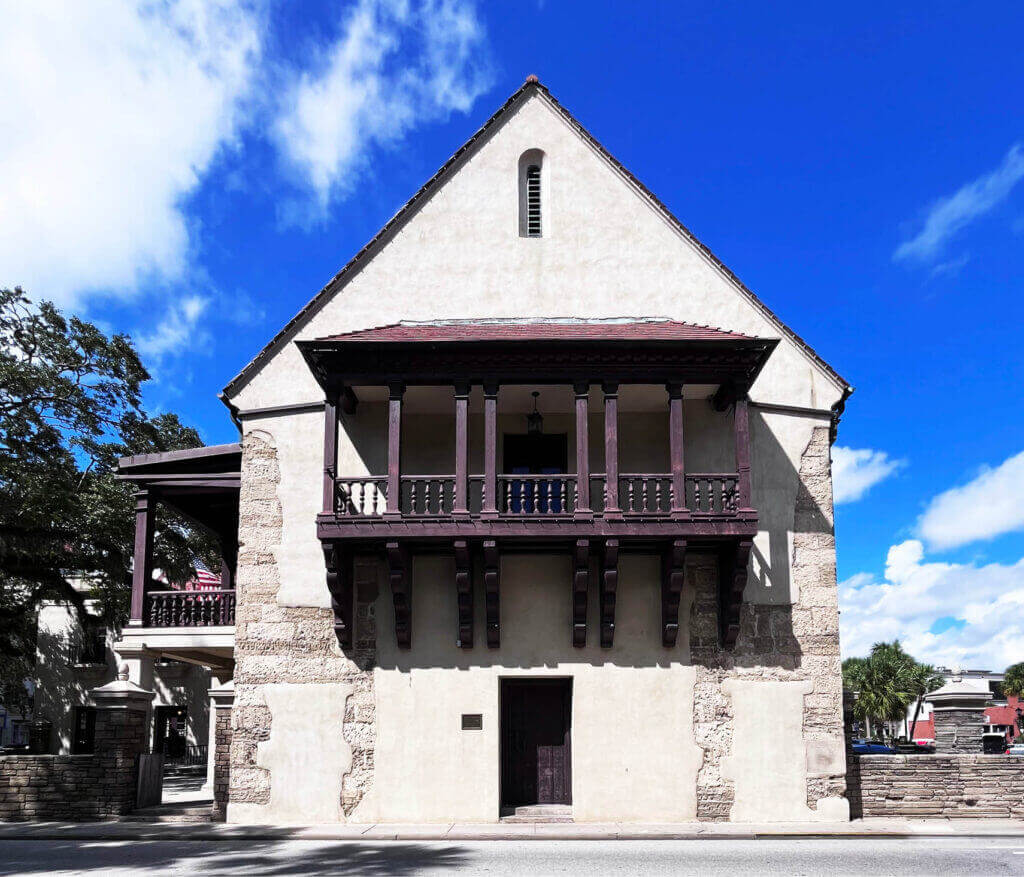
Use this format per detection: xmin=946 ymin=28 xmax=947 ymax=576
xmin=331 ymin=472 xmax=741 ymax=519
xmin=145 ymin=589 xmax=236 ymax=627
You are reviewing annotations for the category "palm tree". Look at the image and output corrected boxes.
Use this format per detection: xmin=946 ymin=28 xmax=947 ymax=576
xmin=907 ymin=661 xmax=944 ymax=742
xmin=1003 ymin=662 xmax=1024 ymax=741
xmin=843 ymin=641 xmax=937 ymax=742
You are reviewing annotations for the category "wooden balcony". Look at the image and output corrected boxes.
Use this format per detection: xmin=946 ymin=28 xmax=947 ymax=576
xmin=301 ymin=320 xmax=776 ymax=651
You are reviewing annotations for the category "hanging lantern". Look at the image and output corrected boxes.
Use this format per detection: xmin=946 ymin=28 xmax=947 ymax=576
xmin=527 ymin=391 xmax=543 ymax=435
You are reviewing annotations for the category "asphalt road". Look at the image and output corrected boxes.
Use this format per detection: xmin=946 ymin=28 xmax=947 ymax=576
xmin=3 ymin=837 xmax=1024 ymax=875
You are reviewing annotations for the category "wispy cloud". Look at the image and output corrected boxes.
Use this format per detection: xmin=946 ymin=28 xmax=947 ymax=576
xmin=0 ymin=0 xmax=265 ymax=307
xmin=273 ymin=0 xmax=493 ymax=210
xmin=929 ymin=253 xmax=970 ymax=279
xmin=135 ymin=295 xmax=211 ymax=364
xmin=832 ymin=446 xmax=905 ymax=504
xmin=917 ymin=450 xmax=1024 ymax=551
xmin=894 ymin=143 xmax=1024 ymax=264
xmin=840 ymin=540 xmax=1024 ymax=668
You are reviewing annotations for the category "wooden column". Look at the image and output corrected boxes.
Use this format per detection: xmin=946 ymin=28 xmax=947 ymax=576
xmin=129 ymin=490 xmax=155 ymax=624
xmin=602 ymin=381 xmax=620 ymax=517
xmin=453 ymin=383 xmax=470 ymax=517
xmin=574 ymin=381 xmax=592 ymax=518
xmin=322 ymin=391 xmax=339 ymax=513
xmin=734 ymin=396 xmax=753 ymax=511
xmin=667 ymin=382 xmax=688 ymax=518
xmin=482 ymin=383 xmax=499 ymax=518
xmin=385 ymin=382 xmax=404 ymax=517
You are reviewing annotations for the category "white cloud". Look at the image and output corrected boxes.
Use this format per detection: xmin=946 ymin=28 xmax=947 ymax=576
xmin=895 ymin=143 xmax=1024 ymax=264
xmin=917 ymin=450 xmax=1024 ymax=551
xmin=274 ymin=0 xmax=492 ymax=209
xmin=0 ymin=0 xmax=264 ymax=306
xmin=831 ymin=446 xmax=905 ymax=504
xmin=135 ymin=294 xmax=211 ymax=363
xmin=840 ymin=540 xmax=1024 ymax=669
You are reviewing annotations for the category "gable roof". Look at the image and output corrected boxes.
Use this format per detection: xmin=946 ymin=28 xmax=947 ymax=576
xmin=317 ymin=318 xmax=754 ymax=343
xmin=222 ymin=77 xmax=851 ymax=402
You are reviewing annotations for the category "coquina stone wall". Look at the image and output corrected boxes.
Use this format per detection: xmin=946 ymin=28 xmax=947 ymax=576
xmin=690 ymin=426 xmax=847 ymax=821
xmin=849 ymin=755 xmax=1024 ymax=818
xmin=228 ymin=429 xmax=376 ymax=823
xmin=0 ymin=708 xmax=146 ymax=821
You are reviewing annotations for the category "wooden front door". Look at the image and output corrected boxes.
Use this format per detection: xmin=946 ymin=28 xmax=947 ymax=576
xmin=501 ymin=679 xmax=572 ymax=806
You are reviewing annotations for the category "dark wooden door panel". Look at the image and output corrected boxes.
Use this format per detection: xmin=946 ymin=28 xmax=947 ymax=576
xmin=501 ymin=679 xmax=572 ymax=806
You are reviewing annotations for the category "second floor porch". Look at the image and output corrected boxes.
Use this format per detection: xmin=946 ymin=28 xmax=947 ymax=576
xmin=301 ymin=320 xmax=775 ymax=543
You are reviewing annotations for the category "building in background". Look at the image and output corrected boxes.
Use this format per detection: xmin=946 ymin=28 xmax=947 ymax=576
xmin=906 ymin=667 xmax=1021 ymax=745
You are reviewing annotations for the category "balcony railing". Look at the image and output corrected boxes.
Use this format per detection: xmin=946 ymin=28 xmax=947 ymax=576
xmin=145 ymin=589 xmax=236 ymax=627
xmin=332 ymin=473 xmax=740 ymax=519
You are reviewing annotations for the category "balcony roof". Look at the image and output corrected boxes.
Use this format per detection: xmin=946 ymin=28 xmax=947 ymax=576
xmin=316 ymin=318 xmax=754 ymax=343
xmin=300 ymin=319 xmax=778 ymax=393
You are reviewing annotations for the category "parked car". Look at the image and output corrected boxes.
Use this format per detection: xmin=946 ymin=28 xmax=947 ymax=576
xmin=1006 ymin=743 xmax=1024 ymax=755
xmin=852 ymin=739 xmax=897 ymax=754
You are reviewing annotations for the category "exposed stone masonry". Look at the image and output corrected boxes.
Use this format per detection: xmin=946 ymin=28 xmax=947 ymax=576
xmin=690 ymin=426 xmax=846 ymax=820
xmin=849 ymin=755 xmax=1024 ymax=818
xmin=0 ymin=708 xmax=147 ymax=821
xmin=229 ymin=429 xmax=377 ymax=820
xmin=212 ymin=707 xmax=233 ymax=821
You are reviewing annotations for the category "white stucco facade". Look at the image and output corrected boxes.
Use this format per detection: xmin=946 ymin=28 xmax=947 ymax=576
xmin=222 ymin=80 xmax=850 ymax=825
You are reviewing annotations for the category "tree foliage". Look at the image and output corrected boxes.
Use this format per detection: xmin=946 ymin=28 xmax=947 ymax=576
xmin=0 ymin=287 xmax=218 ymax=714
xmin=842 ymin=641 xmax=943 ymax=740
xmin=1004 ymin=662 xmax=1024 ymax=700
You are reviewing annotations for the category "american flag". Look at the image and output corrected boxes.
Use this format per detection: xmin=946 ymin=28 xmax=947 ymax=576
xmin=187 ymin=561 xmax=222 ymax=592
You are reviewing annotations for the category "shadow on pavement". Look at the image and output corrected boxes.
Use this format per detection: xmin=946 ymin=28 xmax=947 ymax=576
xmin=0 ymin=839 xmax=469 ymax=876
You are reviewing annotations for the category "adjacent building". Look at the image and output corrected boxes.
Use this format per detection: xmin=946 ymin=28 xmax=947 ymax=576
xmin=113 ymin=78 xmax=853 ymax=823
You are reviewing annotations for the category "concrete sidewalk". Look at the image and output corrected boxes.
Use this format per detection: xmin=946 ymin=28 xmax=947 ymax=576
xmin=1 ymin=818 xmax=1023 ymax=841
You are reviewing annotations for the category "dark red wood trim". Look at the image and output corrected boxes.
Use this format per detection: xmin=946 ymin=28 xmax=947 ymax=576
xmin=129 ymin=490 xmax=156 ymax=623
xmin=661 ymin=538 xmax=687 ymax=647
xmin=572 ymin=539 xmax=589 ymax=647
xmin=297 ymin=337 xmax=779 ymax=394
xmin=323 ymin=541 xmax=353 ymax=649
xmin=316 ymin=515 xmax=758 ymax=542
xmin=602 ymin=382 xmax=620 ymax=516
xmin=600 ymin=538 xmax=619 ymax=648
xmin=453 ymin=384 xmax=470 ymax=516
xmin=483 ymin=384 xmax=499 ymax=518
xmin=322 ymin=393 xmax=339 ymax=513
xmin=574 ymin=381 xmax=591 ymax=519
xmin=483 ymin=539 xmax=500 ymax=647
xmin=454 ymin=538 xmax=473 ymax=648
xmin=667 ymin=383 xmax=688 ymax=518
xmin=720 ymin=537 xmax=752 ymax=648
xmin=386 ymin=540 xmax=411 ymax=648
xmin=339 ymin=386 xmax=359 ymax=415
xmin=386 ymin=383 xmax=404 ymax=517
xmin=734 ymin=397 xmax=752 ymax=511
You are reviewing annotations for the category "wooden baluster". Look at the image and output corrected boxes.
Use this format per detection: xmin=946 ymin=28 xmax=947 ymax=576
xmin=721 ymin=478 xmax=728 ymax=515
xmin=655 ymin=479 xmax=662 ymax=513
xmin=627 ymin=479 xmax=635 ymax=513
xmin=641 ymin=479 xmax=649 ymax=513
xmin=561 ymin=479 xmax=568 ymax=514
xmin=694 ymin=479 xmax=701 ymax=513
xmin=505 ymin=479 xmax=512 ymax=514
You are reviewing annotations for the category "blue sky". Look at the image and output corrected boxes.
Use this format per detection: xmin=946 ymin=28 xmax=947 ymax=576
xmin=3 ymin=1 xmax=1023 ymax=668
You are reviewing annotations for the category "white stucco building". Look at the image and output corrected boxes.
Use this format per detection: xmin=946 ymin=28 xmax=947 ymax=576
xmin=114 ymin=77 xmax=853 ymax=824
